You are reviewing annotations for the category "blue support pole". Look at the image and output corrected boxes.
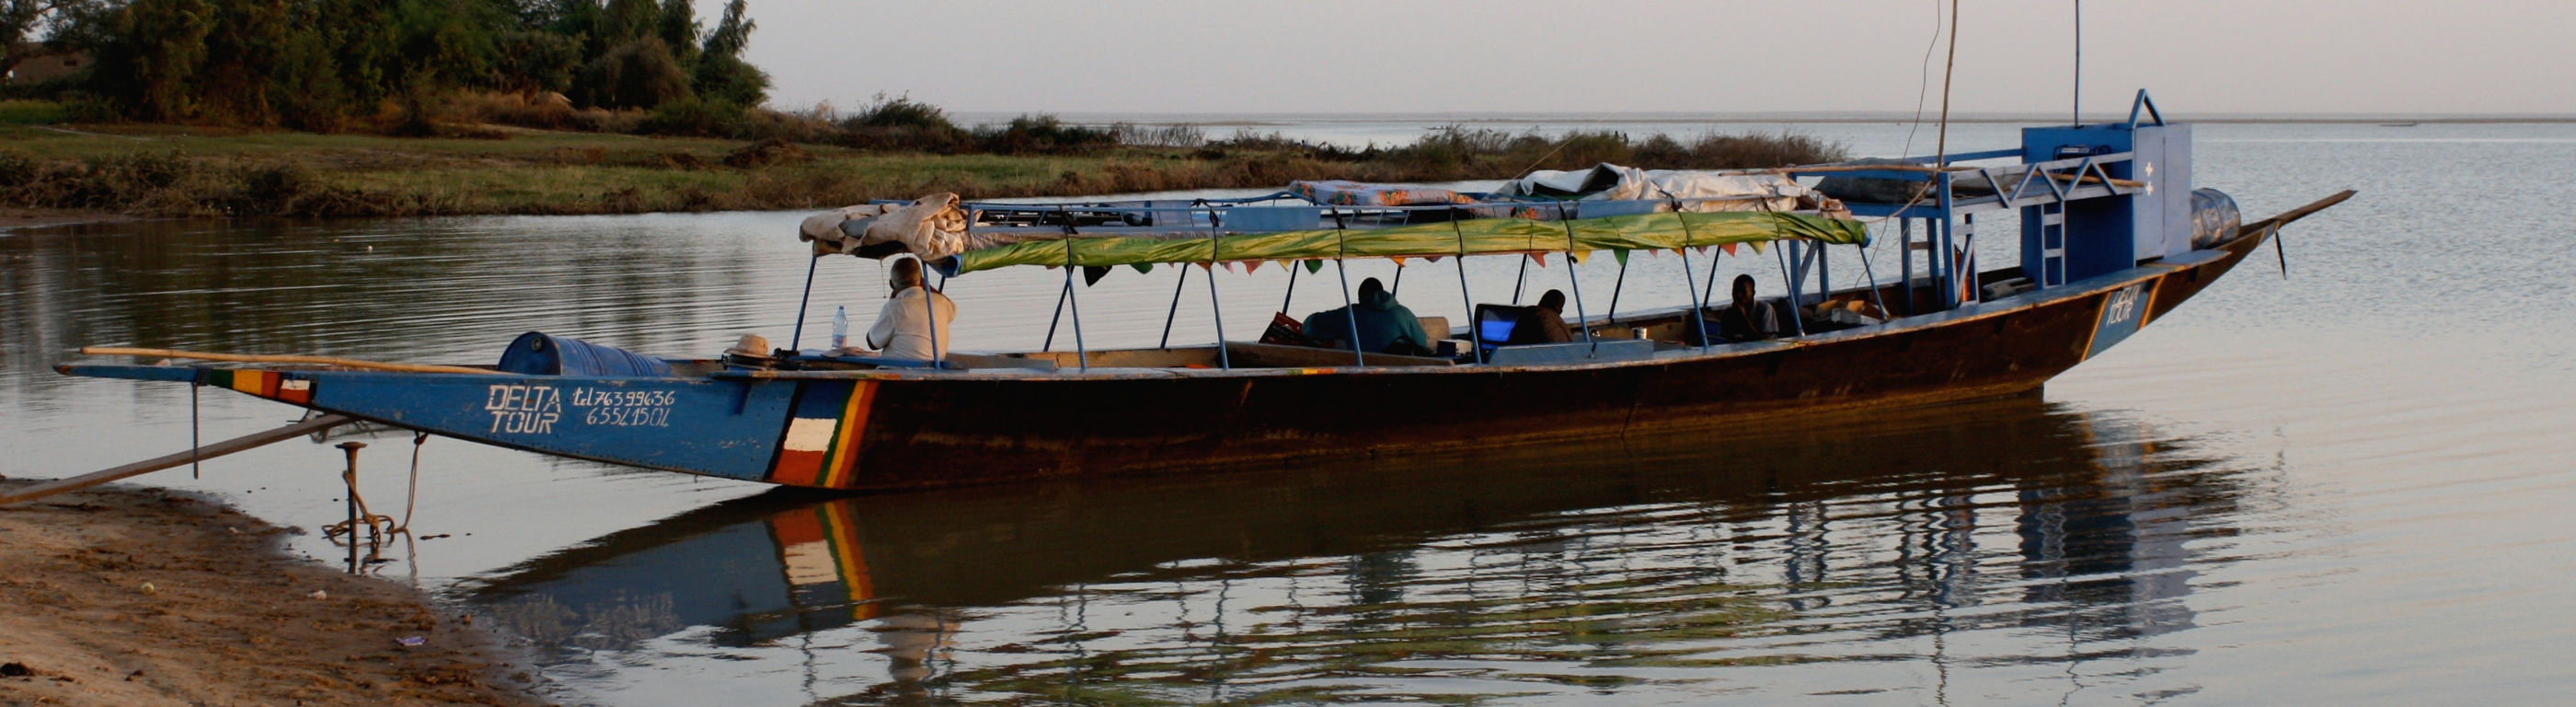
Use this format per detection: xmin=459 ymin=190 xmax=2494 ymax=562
xmin=1900 ymin=218 xmax=1916 ymax=316
xmin=1816 ymin=239 xmax=1832 ymax=305
xmin=1937 ymin=172 xmax=1959 ymax=309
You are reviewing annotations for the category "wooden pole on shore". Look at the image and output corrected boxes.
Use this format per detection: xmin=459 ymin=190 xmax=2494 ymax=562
xmin=0 ymin=414 xmax=355 ymax=506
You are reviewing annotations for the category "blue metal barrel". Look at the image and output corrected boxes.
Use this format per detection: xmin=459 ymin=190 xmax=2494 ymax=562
xmin=497 ymin=332 xmax=675 ymax=377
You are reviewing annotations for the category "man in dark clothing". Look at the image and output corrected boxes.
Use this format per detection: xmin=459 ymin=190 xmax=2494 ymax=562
xmin=1508 ymin=289 xmax=1576 ymax=344
xmin=1712 ymin=274 xmax=1779 ymax=343
xmin=1304 ymin=277 xmax=1432 ymax=354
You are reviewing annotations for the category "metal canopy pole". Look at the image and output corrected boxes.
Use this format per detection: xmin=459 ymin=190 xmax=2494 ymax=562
xmin=1680 ymin=248 xmax=1711 ymax=352
xmin=1604 ymin=252 xmax=1629 ymax=323
xmin=1857 ymin=244 xmax=1891 ymax=321
xmin=1041 ymin=279 xmax=1069 ymax=352
xmin=1555 ymin=203 xmax=1596 ymax=350
xmin=1278 ymin=263 xmax=1299 ymax=315
xmin=1672 ymin=202 xmax=1713 ymax=352
xmin=1060 ymin=209 xmax=1090 ymax=371
xmin=1511 ymin=254 xmax=1530 ymax=304
xmin=1156 ymin=266 xmax=1188 ymax=349
xmin=1328 ymin=207 xmax=1364 ymax=366
xmin=1390 ymin=261 xmax=1405 ymax=296
xmin=1204 ymin=215 xmax=1232 ymax=370
xmin=920 ymin=261 xmax=943 ymax=369
xmin=1702 ymin=243 xmax=1724 ymax=309
xmin=1774 ymin=241 xmax=1807 ymax=338
xmin=1450 ymin=219 xmax=1485 ymax=365
xmin=788 ymin=255 xmax=820 ymax=350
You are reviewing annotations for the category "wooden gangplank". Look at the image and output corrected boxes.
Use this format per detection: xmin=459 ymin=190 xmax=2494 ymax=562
xmin=0 ymin=414 xmax=355 ymax=506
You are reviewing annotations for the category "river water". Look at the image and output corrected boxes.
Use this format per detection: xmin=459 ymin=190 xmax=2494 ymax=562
xmin=4 ymin=120 xmax=2572 ymax=705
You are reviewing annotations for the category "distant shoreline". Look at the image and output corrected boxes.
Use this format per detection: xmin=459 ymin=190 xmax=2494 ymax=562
xmin=958 ymin=112 xmax=2576 ymax=127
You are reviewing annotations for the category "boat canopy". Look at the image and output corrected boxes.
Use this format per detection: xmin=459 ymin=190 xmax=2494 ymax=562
xmin=799 ymin=171 xmax=1869 ymax=276
xmin=942 ymin=208 xmax=1865 ymax=274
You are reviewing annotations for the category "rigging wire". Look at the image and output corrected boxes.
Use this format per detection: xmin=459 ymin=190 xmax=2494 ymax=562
xmin=1935 ymin=0 xmax=1961 ymax=170
xmin=1899 ymin=0 xmax=1945 ymax=159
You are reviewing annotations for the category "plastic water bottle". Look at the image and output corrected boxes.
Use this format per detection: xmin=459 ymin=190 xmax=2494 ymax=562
xmin=830 ymin=306 xmax=848 ymax=351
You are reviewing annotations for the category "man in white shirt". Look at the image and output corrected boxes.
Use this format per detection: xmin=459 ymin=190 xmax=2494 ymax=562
xmin=863 ymin=257 xmax=957 ymax=361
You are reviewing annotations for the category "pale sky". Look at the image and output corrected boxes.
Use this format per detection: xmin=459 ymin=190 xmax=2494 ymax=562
xmin=733 ymin=0 xmax=2574 ymax=117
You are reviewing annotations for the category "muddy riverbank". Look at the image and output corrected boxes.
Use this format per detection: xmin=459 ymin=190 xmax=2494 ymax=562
xmin=0 ymin=480 xmax=547 ymax=707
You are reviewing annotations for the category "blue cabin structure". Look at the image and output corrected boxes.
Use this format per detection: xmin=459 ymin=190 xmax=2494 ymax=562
xmin=1785 ymin=90 xmax=2189 ymax=315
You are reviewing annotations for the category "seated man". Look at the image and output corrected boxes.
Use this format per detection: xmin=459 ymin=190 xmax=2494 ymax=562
xmin=1710 ymin=274 xmax=1779 ymax=343
xmin=1303 ymin=277 xmax=1431 ymax=355
xmin=1506 ymin=290 xmax=1575 ymax=345
xmin=863 ymin=257 xmax=957 ymax=361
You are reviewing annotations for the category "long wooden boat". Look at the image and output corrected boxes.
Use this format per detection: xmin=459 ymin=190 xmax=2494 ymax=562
xmin=59 ymin=101 xmax=2351 ymax=492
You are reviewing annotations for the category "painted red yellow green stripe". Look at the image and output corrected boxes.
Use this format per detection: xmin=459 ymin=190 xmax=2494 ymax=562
xmin=765 ymin=381 xmax=877 ymax=488
xmin=766 ymin=502 xmax=879 ymax=620
xmin=201 ymin=369 xmax=313 ymax=405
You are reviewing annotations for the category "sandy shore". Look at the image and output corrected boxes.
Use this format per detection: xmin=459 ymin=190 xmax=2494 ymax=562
xmin=0 ymin=480 xmax=547 ymax=707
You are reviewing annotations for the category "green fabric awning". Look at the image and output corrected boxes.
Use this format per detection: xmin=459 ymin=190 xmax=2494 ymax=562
xmin=949 ymin=210 xmax=1867 ymax=274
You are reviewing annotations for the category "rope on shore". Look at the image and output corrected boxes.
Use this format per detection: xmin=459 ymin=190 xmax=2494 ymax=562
xmin=325 ymin=432 xmax=431 ymax=570
xmin=79 ymin=347 xmax=494 ymax=375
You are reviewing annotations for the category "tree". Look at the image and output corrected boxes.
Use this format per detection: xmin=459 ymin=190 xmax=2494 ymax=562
xmin=690 ymin=0 xmax=759 ymax=105
xmin=577 ymin=35 xmax=686 ymax=109
xmin=0 ymin=0 xmax=98 ymax=80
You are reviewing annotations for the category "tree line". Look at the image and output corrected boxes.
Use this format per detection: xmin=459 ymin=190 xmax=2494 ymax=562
xmin=3 ymin=0 xmax=768 ymax=130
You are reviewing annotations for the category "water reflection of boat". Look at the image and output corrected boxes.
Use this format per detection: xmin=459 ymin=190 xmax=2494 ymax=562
xmin=57 ymin=100 xmax=2352 ymax=492
xmin=466 ymin=394 xmax=2234 ymax=700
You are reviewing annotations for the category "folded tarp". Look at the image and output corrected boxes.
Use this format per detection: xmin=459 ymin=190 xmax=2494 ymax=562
xmin=799 ymin=193 xmax=980 ymax=260
xmin=1498 ymin=163 xmax=1846 ymax=215
xmin=944 ymin=209 xmax=1867 ymax=274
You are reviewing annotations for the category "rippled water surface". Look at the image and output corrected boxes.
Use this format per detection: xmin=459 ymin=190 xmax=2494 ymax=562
xmin=4 ymin=121 xmax=2573 ymax=705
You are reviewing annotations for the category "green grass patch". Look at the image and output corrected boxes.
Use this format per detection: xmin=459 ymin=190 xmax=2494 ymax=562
xmin=0 ymin=100 xmax=68 ymax=125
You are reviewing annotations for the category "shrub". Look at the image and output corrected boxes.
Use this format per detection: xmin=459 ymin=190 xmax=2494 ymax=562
xmin=1114 ymin=122 xmax=1204 ymax=148
xmin=975 ymin=114 xmax=1119 ymax=156
xmin=845 ymin=94 xmax=954 ymax=130
xmin=638 ymin=97 xmax=747 ymax=137
xmin=0 ymin=150 xmax=38 ymax=189
xmin=233 ymin=163 xmax=314 ymax=214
